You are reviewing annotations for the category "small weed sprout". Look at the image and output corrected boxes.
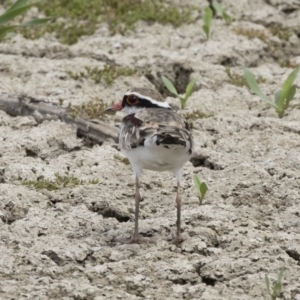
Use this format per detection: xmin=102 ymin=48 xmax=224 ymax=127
xmin=265 ymin=267 xmax=285 ymax=300
xmin=244 ymin=66 xmax=300 ymax=118
xmin=161 ymin=76 xmax=195 ymax=109
xmin=0 ymin=0 xmax=52 ymax=42
xmin=193 ymin=175 xmax=208 ymax=205
xmin=202 ymin=6 xmax=213 ymax=39
xmin=212 ymin=0 xmax=233 ymax=25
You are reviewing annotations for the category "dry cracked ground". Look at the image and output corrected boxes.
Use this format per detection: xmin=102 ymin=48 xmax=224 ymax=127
xmin=1 ymin=0 xmax=300 ymax=299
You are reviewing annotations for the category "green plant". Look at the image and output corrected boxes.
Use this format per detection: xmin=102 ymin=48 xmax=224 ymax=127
xmin=265 ymin=267 xmax=285 ymax=300
xmin=0 ymin=0 xmax=52 ymax=42
xmin=22 ymin=173 xmax=99 ymax=191
xmin=212 ymin=0 xmax=233 ymax=25
xmin=193 ymin=175 xmax=208 ymax=205
xmin=161 ymin=76 xmax=195 ymax=109
xmin=202 ymin=6 xmax=213 ymax=39
xmin=244 ymin=66 xmax=300 ymax=118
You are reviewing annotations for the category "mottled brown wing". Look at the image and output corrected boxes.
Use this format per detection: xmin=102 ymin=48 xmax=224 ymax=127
xmin=120 ymin=108 xmax=193 ymax=153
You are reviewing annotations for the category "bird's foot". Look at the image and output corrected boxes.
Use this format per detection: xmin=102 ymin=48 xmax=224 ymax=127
xmin=119 ymin=235 xmax=156 ymax=244
xmin=170 ymin=233 xmax=185 ymax=244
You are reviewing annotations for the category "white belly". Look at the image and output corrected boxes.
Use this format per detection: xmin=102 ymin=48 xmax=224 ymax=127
xmin=121 ymin=140 xmax=192 ymax=174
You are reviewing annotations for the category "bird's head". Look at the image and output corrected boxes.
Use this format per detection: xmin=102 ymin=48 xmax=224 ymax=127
xmin=105 ymin=87 xmax=171 ymax=114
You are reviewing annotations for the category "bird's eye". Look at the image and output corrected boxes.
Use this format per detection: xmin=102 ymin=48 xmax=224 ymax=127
xmin=126 ymin=95 xmax=139 ymax=105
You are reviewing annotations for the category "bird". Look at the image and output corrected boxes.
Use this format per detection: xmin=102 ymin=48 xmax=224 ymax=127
xmin=105 ymin=87 xmax=193 ymax=244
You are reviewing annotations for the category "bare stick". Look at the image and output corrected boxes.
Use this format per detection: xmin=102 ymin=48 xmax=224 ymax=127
xmin=0 ymin=94 xmax=119 ymax=144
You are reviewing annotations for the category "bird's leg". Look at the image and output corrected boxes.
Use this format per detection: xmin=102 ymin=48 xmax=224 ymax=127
xmin=172 ymin=180 xmax=185 ymax=244
xmin=132 ymin=175 xmax=141 ymax=242
xmin=122 ymin=175 xmax=155 ymax=244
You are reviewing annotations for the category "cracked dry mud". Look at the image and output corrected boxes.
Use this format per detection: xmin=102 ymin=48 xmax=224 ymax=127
xmin=1 ymin=0 xmax=300 ymax=299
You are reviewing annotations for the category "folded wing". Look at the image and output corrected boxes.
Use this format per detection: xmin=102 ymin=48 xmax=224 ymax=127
xmin=120 ymin=108 xmax=193 ymax=154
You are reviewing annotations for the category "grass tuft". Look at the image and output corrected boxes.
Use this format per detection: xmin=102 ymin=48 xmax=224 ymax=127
xmin=114 ymin=154 xmax=130 ymax=165
xmin=268 ymin=25 xmax=294 ymax=41
xmin=19 ymin=0 xmax=195 ymax=44
xmin=233 ymin=27 xmax=269 ymax=43
xmin=67 ymin=65 xmax=137 ymax=85
xmin=67 ymin=98 xmax=109 ymax=119
xmin=184 ymin=110 xmax=213 ymax=120
xmin=22 ymin=173 xmax=99 ymax=191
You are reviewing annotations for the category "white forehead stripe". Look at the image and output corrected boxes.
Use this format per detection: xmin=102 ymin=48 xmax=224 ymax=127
xmin=125 ymin=91 xmax=170 ymax=108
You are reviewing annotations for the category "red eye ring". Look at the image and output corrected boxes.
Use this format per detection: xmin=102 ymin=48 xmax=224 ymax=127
xmin=126 ymin=95 xmax=139 ymax=106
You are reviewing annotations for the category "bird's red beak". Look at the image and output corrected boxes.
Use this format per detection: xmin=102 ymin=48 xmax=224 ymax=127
xmin=105 ymin=102 xmax=122 ymax=112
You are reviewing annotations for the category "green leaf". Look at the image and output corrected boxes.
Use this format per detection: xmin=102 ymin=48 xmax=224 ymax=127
xmin=278 ymin=66 xmax=300 ymax=111
xmin=212 ymin=0 xmax=223 ymax=16
xmin=223 ymin=11 xmax=233 ymax=25
xmin=265 ymin=274 xmax=271 ymax=295
xmin=203 ymin=7 xmax=212 ymax=29
xmin=200 ymin=182 xmax=208 ymax=198
xmin=274 ymin=90 xmax=282 ymax=106
xmin=179 ymin=97 xmax=186 ymax=109
xmin=277 ymin=267 xmax=285 ymax=284
xmin=285 ymin=85 xmax=296 ymax=107
xmin=161 ymin=76 xmax=178 ymax=96
xmin=185 ymin=79 xmax=195 ymax=99
xmin=202 ymin=6 xmax=212 ymax=38
xmin=202 ymin=25 xmax=209 ymax=37
xmin=0 ymin=4 xmax=35 ymax=26
xmin=4 ymin=32 xmax=16 ymax=40
xmin=212 ymin=0 xmax=233 ymax=25
xmin=19 ymin=17 xmax=53 ymax=27
xmin=272 ymin=267 xmax=285 ymax=296
xmin=193 ymin=175 xmax=208 ymax=205
xmin=0 ymin=31 xmax=16 ymax=42
xmin=244 ymin=68 xmax=277 ymax=108
xmin=193 ymin=175 xmax=201 ymax=196
xmin=273 ymin=282 xmax=282 ymax=297
xmin=0 ymin=25 xmax=16 ymax=36
xmin=265 ymin=267 xmax=285 ymax=298
xmin=6 ymin=0 xmax=32 ymax=12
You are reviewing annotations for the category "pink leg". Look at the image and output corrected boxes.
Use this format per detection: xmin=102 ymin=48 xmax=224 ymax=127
xmin=122 ymin=176 xmax=155 ymax=244
xmin=171 ymin=181 xmax=185 ymax=244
